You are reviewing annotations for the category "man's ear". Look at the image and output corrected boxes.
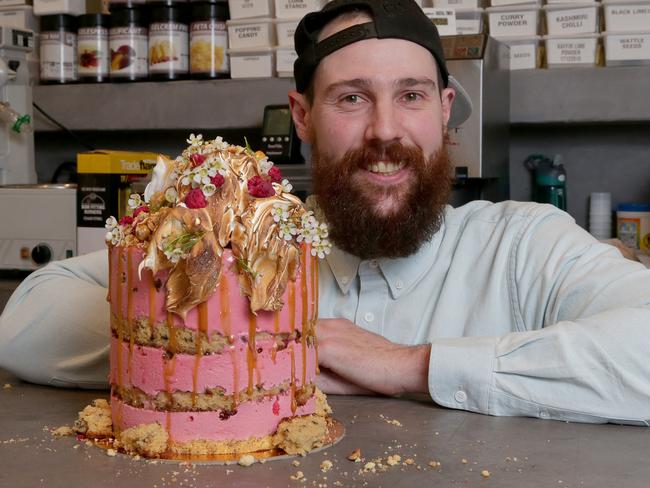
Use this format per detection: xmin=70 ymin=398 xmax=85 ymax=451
xmin=288 ymin=90 xmax=313 ymax=144
xmin=441 ymin=87 xmax=456 ymax=127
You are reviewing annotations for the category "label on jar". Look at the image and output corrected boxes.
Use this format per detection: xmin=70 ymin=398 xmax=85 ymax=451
xmin=190 ymin=20 xmax=229 ymax=75
xmin=109 ymin=26 xmax=148 ymax=78
xmin=40 ymin=31 xmax=77 ymax=82
xmin=78 ymin=26 xmax=109 ymax=77
xmin=149 ymin=22 xmax=189 ymax=75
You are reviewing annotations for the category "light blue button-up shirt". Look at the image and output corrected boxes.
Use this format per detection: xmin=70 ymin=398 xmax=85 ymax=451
xmin=1 ymin=201 xmax=649 ymax=424
xmin=319 ymin=201 xmax=650 ymax=425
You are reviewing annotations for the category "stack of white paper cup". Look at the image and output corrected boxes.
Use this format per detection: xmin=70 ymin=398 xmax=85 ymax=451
xmin=589 ymin=192 xmax=612 ymax=240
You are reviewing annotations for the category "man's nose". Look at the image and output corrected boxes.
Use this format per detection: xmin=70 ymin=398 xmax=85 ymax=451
xmin=364 ymin=98 xmax=404 ymax=145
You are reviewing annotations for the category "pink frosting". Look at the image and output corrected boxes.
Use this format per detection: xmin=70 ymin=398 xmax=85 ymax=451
xmin=110 ymin=336 xmax=316 ymax=396
xmin=108 ymin=246 xmax=317 ymax=337
xmin=111 ymin=392 xmax=316 ymax=442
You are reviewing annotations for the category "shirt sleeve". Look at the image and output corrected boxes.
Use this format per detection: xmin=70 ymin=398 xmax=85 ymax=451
xmin=429 ymin=206 xmax=650 ymax=425
xmin=0 ymin=250 xmax=110 ymax=389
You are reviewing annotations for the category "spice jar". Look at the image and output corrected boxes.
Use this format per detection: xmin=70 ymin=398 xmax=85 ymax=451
xmin=190 ymin=0 xmax=229 ymax=79
xmin=78 ymin=13 xmax=110 ymax=83
xmin=148 ymin=2 xmax=189 ymax=80
xmin=109 ymin=6 xmax=149 ymax=82
xmin=40 ymin=14 xmax=78 ymax=84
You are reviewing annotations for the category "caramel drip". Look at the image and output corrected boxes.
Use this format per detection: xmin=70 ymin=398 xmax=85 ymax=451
xmin=289 ymin=281 xmax=296 ymax=334
xmin=290 ymin=343 xmax=297 ymax=415
xmin=115 ymin=247 xmax=124 ymax=388
xmin=193 ymin=303 xmax=208 ymax=407
xmin=148 ymin=270 xmax=156 ymax=337
xmin=231 ymin=347 xmax=240 ymax=409
xmin=300 ymin=251 xmax=308 ymax=389
xmin=312 ymin=254 xmax=320 ymax=374
xmin=106 ymin=247 xmax=112 ymax=302
xmin=163 ymin=353 xmax=177 ymax=444
xmin=247 ymin=313 xmax=257 ymax=395
xmin=219 ymin=273 xmax=232 ymax=339
xmin=127 ymin=248 xmax=135 ymax=384
xmin=167 ymin=312 xmax=177 ymax=354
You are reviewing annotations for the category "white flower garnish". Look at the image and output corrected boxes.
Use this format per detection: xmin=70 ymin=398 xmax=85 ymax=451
xmin=106 ymin=227 xmax=124 ymax=246
xmin=127 ymin=193 xmax=142 ymax=209
xmin=260 ymin=158 xmax=273 ymax=175
xmin=202 ymin=183 xmax=217 ymax=197
xmin=280 ymin=179 xmax=293 ymax=193
xmin=311 ymin=239 xmax=332 ymax=259
xmin=105 ymin=216 xmax=118 ymax=230
xmin=186 ymin=133 xmax=203 ymax=146
xmin=164 ymin=187 xmax=178 ymax=203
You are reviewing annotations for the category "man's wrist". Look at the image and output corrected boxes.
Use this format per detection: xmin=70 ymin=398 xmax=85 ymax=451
xmin=392 ymin=343 xmax=431 ymax=396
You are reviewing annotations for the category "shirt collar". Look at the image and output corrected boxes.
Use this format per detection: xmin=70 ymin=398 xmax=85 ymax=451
xmin=324 ymin=216 xmax=446 ymax=298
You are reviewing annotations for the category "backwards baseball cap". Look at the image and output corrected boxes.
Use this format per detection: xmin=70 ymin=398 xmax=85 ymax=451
xmin=294 ymin=0 xmax=472 ymax=128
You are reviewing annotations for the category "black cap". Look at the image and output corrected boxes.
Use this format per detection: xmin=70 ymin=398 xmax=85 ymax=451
xmin=294 ymin=0 xmax=449 ymax=93
xmin=293 ymin=0 xmax=473 ymax=128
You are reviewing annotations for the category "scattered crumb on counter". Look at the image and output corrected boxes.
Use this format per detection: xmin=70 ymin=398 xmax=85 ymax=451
xmin=347 ymin=448 xmax=361 ymax=462
xmin=238 ymin=454 xmax=255 ymax=467
xmin=3 ymin=383 xmax=12 ymax=389
xmin=481 ymin=469 xmax=491 ymax=478
xmin=320 ymin=460 xmax=333 ymax=472
xmin=51 ymin=426 xmax=74 ymax=437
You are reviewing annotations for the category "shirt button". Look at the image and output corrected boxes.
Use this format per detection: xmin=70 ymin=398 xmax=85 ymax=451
xmin=540 ymin=410 xmax=550 ymax=419
xmin=454 ymin=390 xmax=467 ymax=403
xmin=395 ymin=280 xmax=404 ymax=289
xmin=369 ymin=260 xmax=379 ymax=268
xmin=364 ymin=312 xmax=374 ymax=323
xmin=341 ymin=276 xmax=349 ymax=285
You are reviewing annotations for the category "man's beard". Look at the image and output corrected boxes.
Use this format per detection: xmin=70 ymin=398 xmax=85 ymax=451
xmin=312 ymin=140 xmax=453 ymax=260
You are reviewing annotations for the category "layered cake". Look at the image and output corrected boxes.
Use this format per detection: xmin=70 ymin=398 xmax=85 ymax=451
xmin=77 ymin=135 xmax=333 ymax=458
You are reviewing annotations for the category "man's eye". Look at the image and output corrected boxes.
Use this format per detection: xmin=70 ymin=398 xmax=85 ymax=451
xmin=403 ymin=92 xmax=422 ymax=102
xmin=342 ymin=94 xmax=361 ymax=104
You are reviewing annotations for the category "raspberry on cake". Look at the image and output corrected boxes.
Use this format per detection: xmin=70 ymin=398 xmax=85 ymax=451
xmin=78 ymin=135 xmax=333 ymax=459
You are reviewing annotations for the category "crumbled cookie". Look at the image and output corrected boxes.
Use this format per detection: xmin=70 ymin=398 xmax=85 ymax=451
xmin=73 ymin=399 xmax=113 ymax=437
xmin=114 ymin=422 xmax=168 ymax=458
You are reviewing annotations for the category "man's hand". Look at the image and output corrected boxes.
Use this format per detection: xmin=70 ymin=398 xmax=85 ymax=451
xmin=316 ymin=318 xmax=431 ymax=396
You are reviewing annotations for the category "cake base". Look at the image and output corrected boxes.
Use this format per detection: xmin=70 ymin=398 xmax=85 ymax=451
xmin=92 ymin=418 xmax=345 ymax=464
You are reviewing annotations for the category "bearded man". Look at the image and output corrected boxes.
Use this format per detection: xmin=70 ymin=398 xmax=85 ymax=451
xmin=1 ymin=0 xmax=649 ymax=425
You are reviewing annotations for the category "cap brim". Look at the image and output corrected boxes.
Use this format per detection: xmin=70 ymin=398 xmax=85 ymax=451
xmin=447 ymin=76 xmax=472 ymax=129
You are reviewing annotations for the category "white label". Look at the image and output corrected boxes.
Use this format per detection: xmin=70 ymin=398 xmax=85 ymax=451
xmin=228 ymin=21 xmax=272 ymax=48
xmin=547 ymin=37 xmax=597 ymax=65
xmin=606 ymin=4 xmax=650 ymax=32
xmin=425 ymin=9 xmax=457 ymax=36
xmin=433 ymin=0 xmax=480 ymax=8
xmin=276 ymin=48 xmax=297 ymax=73
xmin=40 ymin=31 xmax=77 ymax=81
xmin=489 ymin=10 xmax=538 ymax=37
xmin=229 ymin=0 xmax=272 ymax=19
xmin=274 ymin=0 xmax=321 ymax=18
xmin=546 ymin=6 xmax=598 ymax=35
xmin=109 ymin=26 xmax=148 ymax=77
xmin=149 ymin=22 xmax=189 ymax=74
xmin=456 ymin=18 xmax=482 ymax=35
xmin=230 ymin=52 xmax=273 ymax=78
xmin=276 ymin=20 xmax=298 ymax=46
xmin=190 ymin=20 xmax=229 ymax=74
xmin=508 ymin=43 xmax=537 ymax=69
xmin=78 ymin=27 xmax=109 ymax=77
xmin=607 ymin=34 xmax=650 ymax=61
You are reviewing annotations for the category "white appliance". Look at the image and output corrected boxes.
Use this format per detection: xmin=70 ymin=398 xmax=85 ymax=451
xmin=1 ymin=26 xmax=77 ymax=270
xmin=0 ymin=184 xmax=77 ymax=270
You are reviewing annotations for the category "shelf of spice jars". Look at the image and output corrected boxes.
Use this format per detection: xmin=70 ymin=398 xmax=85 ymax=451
xmin=32 ymin=78 xmax=296 ymax=132
xmin=32 ymin=65 xmax=650 ymax=131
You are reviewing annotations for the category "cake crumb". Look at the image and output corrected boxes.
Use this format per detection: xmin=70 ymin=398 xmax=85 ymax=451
xmin=238 ymin=454 xmax=256 ymax=467
xmin=114 ymin=422 xmax=168 ymax=458
xmin=462 ymin=458 xmax=469 ymax=464
xmin=106 ymin=448 xmax=117 ymax=457
xmin=404 ymin=458 xmax=415 ymax=465
xmin=273 ymin=414 xmax=327 ymax=456
xmin=386 ymin=454 xmax=401 ymax=466
xmin=290 ymin=470 xmax=304 ymax=481
xmin=363 ymin=462 xmax=376 ymax=472
xmin=428 ymin=460 xmax=441 ymax=468
xmin=51 ymin=426 xmax=74 ymax=437
xmin=73 ymin=399 xmax=113 ymax=437
xmin=292 ymin=460 xmax=301 ymax=467
xmin=320 ymin=460 xmax=333 ymax=472
xmin=3 ymin=383 xmax=11 ymax=389
xmin=481 ymin=470 xmax=491 ymax=478
xmin=347 ymin=448 xmax=362 ymax=462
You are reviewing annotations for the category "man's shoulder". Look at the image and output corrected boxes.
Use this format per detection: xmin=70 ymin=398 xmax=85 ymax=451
xmin=445 ymin=200 xmax=570 ymax=228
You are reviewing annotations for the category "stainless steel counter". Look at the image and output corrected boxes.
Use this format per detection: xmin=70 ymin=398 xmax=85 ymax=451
xmin=1 ymin=368 xmax=649 ymax=488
